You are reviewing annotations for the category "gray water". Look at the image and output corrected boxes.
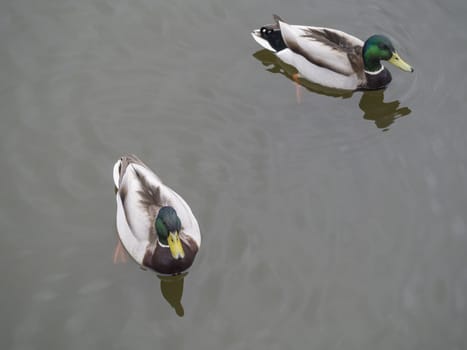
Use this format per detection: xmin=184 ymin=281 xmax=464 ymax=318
xmin=1 ymin=0 xmax=467 ymax=349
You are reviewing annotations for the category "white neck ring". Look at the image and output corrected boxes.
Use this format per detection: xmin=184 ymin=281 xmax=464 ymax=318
xmin=157 ymin=241 xmax=169 ymax=248
xmin=364 ymin=65 xmax=385 ymax=75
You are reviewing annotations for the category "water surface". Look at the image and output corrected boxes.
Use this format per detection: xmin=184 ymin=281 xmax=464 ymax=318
xmin=1 ymin=0 xmax=467 ymax=349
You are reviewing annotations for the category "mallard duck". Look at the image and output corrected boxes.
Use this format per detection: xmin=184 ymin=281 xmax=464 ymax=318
xmin=251 ymin=15 xmax=413 ymax=90
xmin=113 ymin=155 xmax=201 ymax=275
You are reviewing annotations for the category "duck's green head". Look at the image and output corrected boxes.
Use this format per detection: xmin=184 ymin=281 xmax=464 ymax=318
xmin=155 ymin=206 xmax=185 ymax=259
xmin=363 ymin=35 xmax=414 ymax=73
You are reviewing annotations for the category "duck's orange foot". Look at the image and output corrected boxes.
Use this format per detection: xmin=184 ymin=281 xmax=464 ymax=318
xmin=292 ymin=73 xmax=302 ymax=104
xmin=113 ymin=239 xmax=128 ymax=264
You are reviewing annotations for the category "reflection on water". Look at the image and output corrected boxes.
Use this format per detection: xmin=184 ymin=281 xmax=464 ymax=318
xmin=252 ymin=49 xmax=412 ymax=130
xmin=358 ymin=90 xmax=411 ymax=130
xmin=114 ymin=235 xmax=188 ymax=317
xmin=158 ymin=273 xmax=188 ymax=317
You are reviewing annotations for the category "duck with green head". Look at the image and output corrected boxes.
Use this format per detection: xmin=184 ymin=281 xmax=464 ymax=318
xmin=251 ymin=15 xmax=413 ymax=90
xmin=113 ymin=155 xmax=201 ymax=275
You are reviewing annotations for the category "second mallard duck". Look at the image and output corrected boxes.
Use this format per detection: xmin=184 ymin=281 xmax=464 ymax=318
xmin=113 ymin=155 xmax=201 ymax=275
xmin=251 ymin=15 xmax=413 ymax=90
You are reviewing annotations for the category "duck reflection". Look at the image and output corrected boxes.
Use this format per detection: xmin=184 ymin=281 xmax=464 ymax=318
xmin=158 ymin=272 xmax=188 ymax=317
xmin=252 ymin=49 xmax=411 ymax=129
xmin=359 ymin=90 xmax=411 ymax=130
xmin=113 ymin=233 xmax=188 ymax=317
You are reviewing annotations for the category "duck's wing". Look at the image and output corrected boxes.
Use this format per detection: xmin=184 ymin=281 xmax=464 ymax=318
xmin=278 ymin=20 xmax=364 ymax=76
xmin=163 ymin=185 xmax=201 ymax=248
xmin=116 ymin=190 xmax=149 ymax=265
xmin=117 ymin=162 xmax=166 ymax=243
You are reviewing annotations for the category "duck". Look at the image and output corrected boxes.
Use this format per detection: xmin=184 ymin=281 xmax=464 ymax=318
xmin=251 ymin=15 xmax=413 ymax=91
xmin=113 ymin=154 xmax=201 ymax=275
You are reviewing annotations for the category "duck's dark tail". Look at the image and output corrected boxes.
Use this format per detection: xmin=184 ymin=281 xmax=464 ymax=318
xmin=251 ymin=14 xmax=287 ymax=52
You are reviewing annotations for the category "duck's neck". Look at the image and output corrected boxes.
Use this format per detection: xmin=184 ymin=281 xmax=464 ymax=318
xmin=363 ymin=54 xmax=383 ymax=73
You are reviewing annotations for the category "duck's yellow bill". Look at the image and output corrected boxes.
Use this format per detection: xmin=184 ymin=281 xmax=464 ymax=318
xmin=168 ymin=232 xmax=185 ymax=259
xmin=389 ymin=52 xmax=414 ymax=72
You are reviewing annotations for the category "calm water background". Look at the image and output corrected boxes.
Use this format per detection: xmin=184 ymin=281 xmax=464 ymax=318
xmin=1 ymin=0 xmax=467 ymax=349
